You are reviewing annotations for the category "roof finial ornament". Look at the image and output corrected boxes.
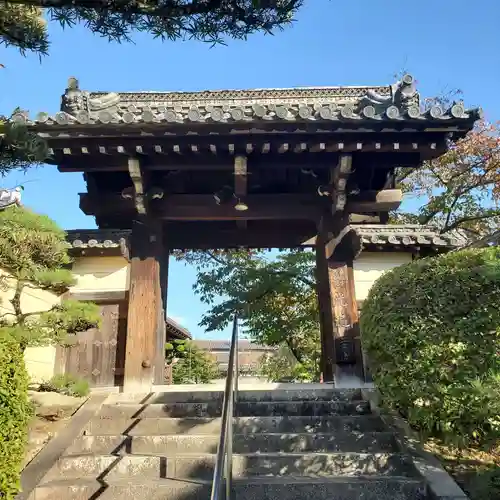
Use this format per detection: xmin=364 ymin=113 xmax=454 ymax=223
xmin=61 ymin=76 xmax=86 ymax=116
xmin=392 ymin=74 xmax=418 ymax=109
xmin=67 ymin=76 xmax=79 ymax=91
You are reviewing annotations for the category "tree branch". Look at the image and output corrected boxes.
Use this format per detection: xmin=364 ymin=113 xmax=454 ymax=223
xmin=443 ymin=193 xmax=461 ymax=231
xmin=19 ymin=306 xmax=57 ymax=321
xmin=285 ymin=337 xmax=304 ymax=363
xmin=443 ymin=213 xmax=500 ymax=233
xmin=10 ymin=280 xmax=24 ymax=325
xmin=206 ymin=250 xmax=230 ymax=267
xmin=6 ymin=0 xmax=224 ymax=17
xmin=0 ymin=311 xmax=17 ymax=320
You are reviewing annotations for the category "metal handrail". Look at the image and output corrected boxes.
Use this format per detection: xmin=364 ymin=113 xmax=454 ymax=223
xmin=210 ymin=315 xmax=239 ymax=500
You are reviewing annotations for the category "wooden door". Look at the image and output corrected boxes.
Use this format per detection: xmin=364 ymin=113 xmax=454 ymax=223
xmin=55 ymin=303 xmax=124 ymax=387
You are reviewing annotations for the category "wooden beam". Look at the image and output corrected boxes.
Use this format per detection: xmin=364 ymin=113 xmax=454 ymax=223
xmin=124 ymin=218 xmax=164 ymax=392
xmin=234 ymin=155 xmax=248 ymax=230
xmin=68 ymin=290 xmax=129 ymax=303
xmin=57 ymin=152 xmax=423 ymax=172
xmin=347 ymin=189 xmax=403 ymax=212
xmin=81 ymin=191 xmax=402 ymax=221
xmin=80 ymin=193 xmax=322 ymax=220
xmin=167 ymin=223 xmax=317 ymax=249
xmin=128 ymin=157 xmax=147 ymax=215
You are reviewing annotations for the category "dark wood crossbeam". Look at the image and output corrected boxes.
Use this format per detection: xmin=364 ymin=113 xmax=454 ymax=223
xmin=166 ymin=224 xmax=317 ymax=250
xmin=80 ymin=190 xmax=403 ymax=221
xmin=56 ymin=151 xmax=423 ymax=172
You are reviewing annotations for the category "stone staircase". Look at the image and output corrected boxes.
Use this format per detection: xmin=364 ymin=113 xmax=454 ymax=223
xmin=29 ymin=388 xmax=427 ymax=499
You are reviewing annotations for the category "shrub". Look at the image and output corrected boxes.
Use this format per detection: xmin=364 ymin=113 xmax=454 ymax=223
xmin=360 ymin=247 xmax=500 ymax=444
xmin=466 ymin=466 xmax=500 ymax=500
xmin=39 ymin=374 xmax=90 ymax=398
xmin=166 ymin=340 xmax=219 ymax=384
xmin=258 ymin=345 xmax=318 ymax=382
xmin=0 ymin=337 xmax=32 ymax=498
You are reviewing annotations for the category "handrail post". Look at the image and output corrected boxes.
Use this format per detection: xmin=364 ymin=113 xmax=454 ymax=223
xmin=234 ymin=319 xmax=239 ymax=399
xmin=210 ymin=314 xmax=239 ymax=500
xmin=225 ymin=377 xmax=233 ymax=500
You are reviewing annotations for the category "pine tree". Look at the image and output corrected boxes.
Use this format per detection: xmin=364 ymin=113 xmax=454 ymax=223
xmin=0 ymin=206 xmax=100 ymax=349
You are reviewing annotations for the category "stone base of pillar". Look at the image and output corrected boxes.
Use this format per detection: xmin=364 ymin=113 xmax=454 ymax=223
xmin=334 ymin=365 xmax=373 ymax=389
xmin=122 ymin=380 xmax=154 ymax=394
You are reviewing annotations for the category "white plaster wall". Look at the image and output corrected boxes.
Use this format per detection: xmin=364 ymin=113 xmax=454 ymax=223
xmin=70 ymin=256 xmax=130 ymax=292
xmin=353 ymin=252 xmax=412 ymax=301
xmin=24 ymin=346 xmax=57 ymax=383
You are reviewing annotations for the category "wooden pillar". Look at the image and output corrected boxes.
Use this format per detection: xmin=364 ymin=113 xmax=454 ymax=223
xmin=123 ymin=218 xmax=164 ymax=392
xmin=154 ymin=250 xmax=169 ymax=385
xmin=315 ymin=230 xmax=335 ymax=383
xmin=329 ymin=260 xmax=365 ymax=387
xmin=316 ymin=218 xmax=365 ymax=386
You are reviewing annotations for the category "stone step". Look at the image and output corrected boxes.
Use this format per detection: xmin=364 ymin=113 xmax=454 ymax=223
xmin=96 ymin=400 xmax=370 ymax=419
xmin=236 ymin=400 xmax=371 ymax=417
xmin=42 ymin=452 xmax=416 ymax=482
xmin=144 ymin=389 xmax=362 ymax=404
xmin=66 ymin=431 xmax=399 ymax=456
xmin=30 ymin=476 xmax=427 ymax=500
xmin=85 ymin=414 xmax=386 ymax=436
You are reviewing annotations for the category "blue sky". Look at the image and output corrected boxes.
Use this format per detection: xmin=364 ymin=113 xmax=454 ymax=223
xmin=1 ymin=0 xmax=499 ymax=339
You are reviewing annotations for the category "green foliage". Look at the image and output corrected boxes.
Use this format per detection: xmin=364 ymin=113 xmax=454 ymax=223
xmin=0 ymin=206 xmax=71 ymax=284
xmin=39 ymin=374 xmax=90 ymax=398
xmin=360 ymin=247 xmax=500 ymax=444
xmin=258 ymin=343 xmax=319 ymax=382
xmin=0 ymin=206 xmax=100 ymax=348
xmin=0 ymin=299 xmax=101 ymax=348
xmin=33 ymin=268 xmax=75 ymax=293
xmin=0 ymin=118 xmax=48 ymax=175
xmin=166 ymin=340 xmax=219 ymax=384
xmin=0 ymin=4 xmax=47 ymax=54
xmin=466 ymin=466 xmax=500 ymax=500
xmin=1 ymin=0 xmax=301 ymax=55
xmin=0 ymin=337 xmax=32 ymax=499
xmin=41 ymin=300 xmax=101 ymax=337
xmin=176 ymin=249 xmax=318 ymax=364
xmin=393 ymin=119 xmax=500 ymax=240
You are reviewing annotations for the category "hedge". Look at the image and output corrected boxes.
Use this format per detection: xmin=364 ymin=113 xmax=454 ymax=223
xmin=360 ymin=247 xmax=500 ymax=444
xmin=0 ymin=337 xmax=32 ymax=498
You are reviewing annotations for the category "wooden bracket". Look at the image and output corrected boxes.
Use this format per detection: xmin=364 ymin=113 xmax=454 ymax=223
xmin=234 ymin=155 xmax=248 ymax=229
xmin=331 ymin=154 xmax=353 ymax=213
xmin=128 ymin=157 xmax=148 ymax=215
xmin=325 ymin=225 xmax=362 ymax=261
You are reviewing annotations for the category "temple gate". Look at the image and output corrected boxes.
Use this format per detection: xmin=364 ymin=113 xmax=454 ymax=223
xmin=23 ymin=75 xmax=478 ymax=390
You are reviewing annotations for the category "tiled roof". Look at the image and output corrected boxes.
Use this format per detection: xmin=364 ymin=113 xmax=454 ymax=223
xmin=66 ymin=229 xmax=130 ymax=252
xmin=66 ymin=225 xmax=466 ymax=253
xmin=15 ymin=75 xmax=480 ymax=131
xmin=166 ymin=317 xmax=192 ymax=340
xmin=355 ymin=225 xmax=467 ymax=249
xmin=193 ymin=340 xmax=274 ymax=352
